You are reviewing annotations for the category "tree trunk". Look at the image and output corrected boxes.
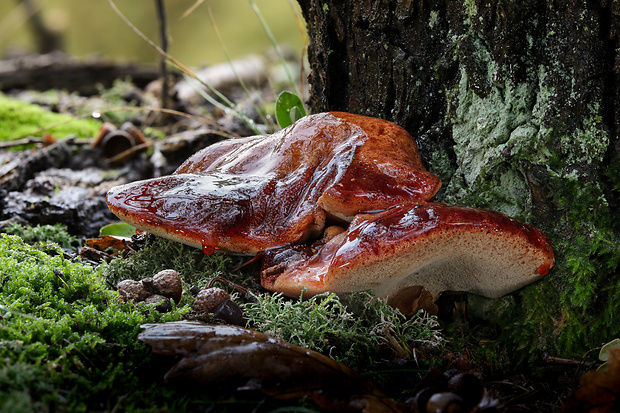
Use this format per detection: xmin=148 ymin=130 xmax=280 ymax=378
xmin=297 ymin=0 xmax=620 ymax=359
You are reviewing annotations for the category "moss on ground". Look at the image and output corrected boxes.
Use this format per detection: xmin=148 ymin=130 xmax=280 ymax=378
xmin=0 ymin=226 xmax=443 ymax=410
xmin=0 ymin=93 xmax=101 ymax=142
xmin=243 ymin=291 xmax=442 ymax=366
xmin=102 ymin=236 xmax=443 ymax=368
xmin=0 ymin=233 xmax=191 ymax=411
xmin=1 ymin=222 xmax=81 ymax=250
xmin=101 ymin=235 xmax=247 ymax=292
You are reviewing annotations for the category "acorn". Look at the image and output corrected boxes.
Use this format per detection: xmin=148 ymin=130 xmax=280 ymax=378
xmin=117 ymin=279 xmax=149 ymax=303
xmin=193 ymin=287 xmax=246 ymax=326
xmin=213 ymin=299 xmax=246 ymax=326
xmin=193 ymin=287 xmax=230 ymax=312
xmin=144 ymin=294 xmax=172 ymax=312
xmin=142 ymin=269 xmax=183 ymax=304
xmin=92 ymin=121 xmax=147 ymax=163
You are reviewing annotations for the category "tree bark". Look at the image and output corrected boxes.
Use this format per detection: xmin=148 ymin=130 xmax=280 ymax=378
xmin=297 ymin=0 xmax=620 ymax=359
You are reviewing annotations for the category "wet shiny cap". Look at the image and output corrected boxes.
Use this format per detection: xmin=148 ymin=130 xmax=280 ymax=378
xmin=106 ymin=112 xmax=441 ymax=255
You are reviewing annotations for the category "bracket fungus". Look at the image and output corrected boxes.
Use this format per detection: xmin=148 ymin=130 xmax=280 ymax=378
xmin=106 ymin=112 xmax=441 ymax=255
xmin=107 ymin=112 xmax=554 ymax=305
xmin=261 ymin=202 xmax=555 ymax=310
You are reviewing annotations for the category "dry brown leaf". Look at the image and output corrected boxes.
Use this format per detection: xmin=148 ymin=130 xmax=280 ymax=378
xmin=139 ymin=321 xmax=405 ymax=412
xmin=85 ymin=234 xmax=132 ymax=251
xmin=561 ymin=348 xmax=620 ymax=412
xmin=387 ymin=286 xmax=438 ymax=316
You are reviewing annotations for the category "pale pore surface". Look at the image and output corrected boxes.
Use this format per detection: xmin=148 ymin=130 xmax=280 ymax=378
xmin=262 ymin=203 xmax=555 ymax=299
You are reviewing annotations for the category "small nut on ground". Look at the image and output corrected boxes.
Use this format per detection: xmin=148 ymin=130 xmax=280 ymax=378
xmin=142 ymin=269 xmax=183 ymax=303
xmin=144 ymin=294 xmax=172 ymax=312
xmin=213 ymin=299 xmax=246 ymax=326
xmin=193 ymin=287 xmax=230 ymax=313
xmin=117 ymin=279 xmax=149 ymax=302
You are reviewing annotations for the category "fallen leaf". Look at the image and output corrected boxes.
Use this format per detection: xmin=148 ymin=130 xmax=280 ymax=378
xmin=561 ymin=348 xmax=620 ymax=412
xmin=139 ymin=321 xmax=404 ymax=412
xmin=85 ymin=234 xmax=131 ymax=251
xmin=387 ymin=286 xmax=438 ymax=317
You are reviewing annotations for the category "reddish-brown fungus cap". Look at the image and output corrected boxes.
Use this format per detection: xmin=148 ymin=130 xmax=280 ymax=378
xmin=261 ymin=202 xmax=555 ymax=300
xmin=106 ymin=112 xmax=440 ymax=255
xmin=315 ymin=112 xmax=441 ymax=221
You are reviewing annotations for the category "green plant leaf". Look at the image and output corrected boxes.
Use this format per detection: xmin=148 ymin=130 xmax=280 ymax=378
xmin=100 ymin=222 xmax=137 ymax=238
xmin=275 ymin=91 xmax=306 ymax=128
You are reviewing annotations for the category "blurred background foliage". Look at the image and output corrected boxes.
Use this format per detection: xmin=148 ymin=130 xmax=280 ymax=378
xmin=0 ymin=0 xmax=305 ymax=66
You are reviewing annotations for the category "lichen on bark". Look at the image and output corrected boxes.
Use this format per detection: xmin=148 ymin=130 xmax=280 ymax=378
xmin=298 ymin=0 xmax=620 ymax=361
xmin=439 ymin=1 xmax=620 ymax=359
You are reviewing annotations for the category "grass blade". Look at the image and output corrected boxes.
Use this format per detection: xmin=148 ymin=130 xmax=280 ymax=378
xmin=247 ymin=0 xmax=300 ymax=96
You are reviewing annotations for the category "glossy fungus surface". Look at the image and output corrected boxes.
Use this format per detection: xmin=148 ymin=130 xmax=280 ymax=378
xmin=107 ymin=112 xmax=441 ymax=255
xmin=261 ymin=202 xmax=555 ymax=300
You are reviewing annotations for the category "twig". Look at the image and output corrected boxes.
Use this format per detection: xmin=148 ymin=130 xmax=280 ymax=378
xmin=542 ymin=352 xmax=598 ymax=369
xmin=207 ymin=276 xmax=248 ymax=295
xmin=0 ymin=136 xmax=47 ymax=149
xmin=180 ymin=0 xmax=204 ymax=20
xmin=106 ymin=142 xmax=151 ymax=164
xmin=154 ymin=0 xmax=170 ymax=112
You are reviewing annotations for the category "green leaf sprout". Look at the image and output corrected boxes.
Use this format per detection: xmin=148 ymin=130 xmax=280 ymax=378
xmin=275 ymin=91 xmax=306 ymax=128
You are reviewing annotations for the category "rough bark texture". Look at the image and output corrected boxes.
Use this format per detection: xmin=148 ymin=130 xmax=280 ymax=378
xmin=298 ymin=0 xmax=620 ymax=360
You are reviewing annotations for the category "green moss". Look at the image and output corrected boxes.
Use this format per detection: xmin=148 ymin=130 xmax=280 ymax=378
xmin=103 ymin=235 xmax=443 ymax=369
xmin=0 ymin=230 xmax=295 ymax=410
xmin=451 ymin=152 xmax=620 ymax=364
xmin=0 ymin=93 xmax=101 ymax=141
xmin=0 ymin=227 xmax=444 ymax=408
xmin=243 ymin=291 xmax=443 ymax=366
xmin=95 ymin=78 xmax=145 ymax=124
xmin=1 ymin=223 xmax=80 ymax=250
xmin=0 ymin=234 xmax=192 ymax=410
xmin=101 ymin=236 xmax=248 ymax=292
xmin=0 ymin=363 xmax=53 ymax=413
